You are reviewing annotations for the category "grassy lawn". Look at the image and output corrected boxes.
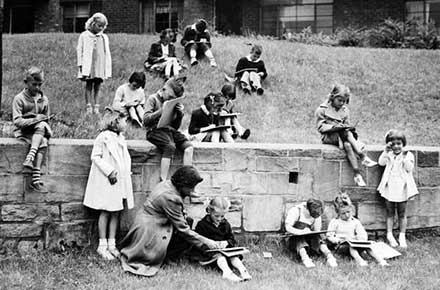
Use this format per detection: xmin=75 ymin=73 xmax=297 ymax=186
xmin=1 ymin=33 xmax=440 ymax=145
xmin=1 ymin=236 xmax=439 ymax=290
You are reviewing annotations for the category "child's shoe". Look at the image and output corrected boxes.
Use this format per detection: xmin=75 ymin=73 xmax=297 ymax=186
xmin=23 ymin=156 xmax=34 ymax=169
xmin=398 ymin=233 xmax=407 ymax=248
xmin=256 ymin=87 xmax=264 ymax=95
xmin=190 ymin=58 xmax=198 ymax=66
xmin=108 ymin=246 xmax=121 ymax=259
xmin=361 ymin=156 xmax=377 ymax=167
xmin=379 ymin=260 xmax=390 ymax=267
xmin=210 ymin=59 xmax=217 ymax=67
xmin=96 ymin=247 xmax=115 ymax=260
xmin=222 ymin=271 xmax=242 ymax=282
xmin=240 ymin=129 xmax=251 ymax=140
xmin=86 ymin=103 xmax=93 ymax=115
xmin=326 ymin=254 xmax=338 ymax=268
xmin=29 ymin=182 xmax=48 ymax=193
xmin=354 ymin=174 xmax=366 ymax=187
xmin=240 ymin=270 xmax=252 ymax=281
xmin=302 ymin=258 xmax=316 ymax=268
xmin=387 ymin=233 xmax=399 ymax=248
xmin=358 ymin=259 xmax=368 ymax=267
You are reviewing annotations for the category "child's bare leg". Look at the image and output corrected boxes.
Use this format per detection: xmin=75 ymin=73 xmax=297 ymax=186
xmin=93 ymin=80 xmax=102 ymax=114
xmin=135 ymin=105 xmax=145 ymax=123
xmin=164 ymin=60 xmax=172 ymax=78
xmin=23 ymin=123 xmax=46 ymax=168
xmin=172 ymin=58 xmax=181 ymax=76
xmin=367 ymin=248 xmax=387 ymax=265
xmin=189 ymin=46 xmax=198 ymax=65
xmin=346 ymin=131 xmax=364 ymax=156
xmin=183 ymin=146 xmax=193 ymax=166
xmin=160 ymin=157 xmax=171 ymax=181
xmin=320 ymin=244 xmax=338 ymax=267
xmin=217 ymin=256 xmax=241 ymax=282
xmin=240 ymin=72 xmax=251 ymax=91
xmin=230 ymin=257 xmax=251 ymax=280
xmin=343 ymin=141 xmax=360 ymax=172
xmin=249 ymin=72 xmax=262 ymax=90
xmin=385 ymin=201 xmax=398 ymax=247
xmin=210 ymin=130 xmax=220 ymax=143
xmin=97 ymin=211 xmax=114 ymax=260
xmin=107 ymin=212 xmax=121 ymax=257
xmin=298 ymin=247 xmax=314 ymax=268
xmin=397 ymin=201 xmax=408 ymax=247
xmin=349 ymin=247 xmax=367 ymax=265
xmin=232 ymin=117 xmax=245 ymax=136
xmin=220 ymin=130 xmax=234 ymax=143
xmin=128 ymin=106 xmax=142 ymax=126
xmin=85 ymin=80 xmax=93 ymax=105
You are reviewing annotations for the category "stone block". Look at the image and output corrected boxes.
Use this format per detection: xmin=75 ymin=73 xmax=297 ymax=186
xmin=0 ymin=142 xmax=29 ymax=174
xmin=128 ymin=145 xmax=159 ymax=164
xmin=266 ymin=173 xmax=290 ymax=194
xmin=223 ymin=148 xmax=256 ymax=171
xmin=0 ymin=175 xmax=24 ymax=201
xmin=417 ymin=150 xmax=439 ymax=167
xmin=243 ymin=196 xmax=283 ymax=231
xmin=61 ymin=203 xmax=95 ymax=221
xmin=357 ymin=201 xmax=386 ymax=230
xmin=322 ymin=202 xmax=338 ymax=230
xmin=193 ymin=147 xmax=223 ymax=171
xmin=1 ymin=204 xmax=60 ymax=222
xmin=44 ymin=221 xmax=95 ymax=249
xmin=322 ymin=148 xmax=346 ymax=160
xmin=341 ymin=161 xmax=366 ymax=187
xmin=48 ymin=144 xmax=92 ymax=175
xmin=341 ymin=186 xmax=381 ymax=202
xmin=131 ymin=174 xmax=143 ymax=192
xmin=255 ymin=149 xmax=288 ymax=157
xmin=288 ymin=148 xmax=322 ymax=158
xmin=417 ymin=167 xmax=440 ymax=187
xmin=142 ymin=165 xmax=161 ymax=192
xmin=17 ymin=239 xmax=45 ymax=254
xmin=366 ymin=165 xmax=385 ymax=187
xmin=298 ymin=159 xmax=340 ymax=201
xmin=226 ymin=211 xmax=242 ymax=228
xmin=131 ymin=164 xmax=143 ymax=175
xmin=230 ymin=172 xmax=267 ymax=195
xmin=256 ymin=157 xmax=299 ymax=172
xmin=0 ymin=223 xmax=43 ymax=238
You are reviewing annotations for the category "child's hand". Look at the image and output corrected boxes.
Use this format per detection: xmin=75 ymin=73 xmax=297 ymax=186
xmin=36 ymin=114 xmax=48 ymax=121
xmin=385 ymin=142 xmax=393 ymax=152
xmin=108 ymin=170 xmax=118 ymax=185
xmin=174 ymin=103 xmax=184 ymax=113
xmin=219 ymin=241 xmax=229 ymax=248
xmin=205 ymin=239 xmax=221 ymax=249
xmin=302 ymin=228 xmax=311 ymax=234
xmin=200 ymin=38 xmax=207 ymax=43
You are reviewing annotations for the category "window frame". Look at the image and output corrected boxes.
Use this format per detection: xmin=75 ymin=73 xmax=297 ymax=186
xmin=61 ymin=2 xmax=91 ymax=33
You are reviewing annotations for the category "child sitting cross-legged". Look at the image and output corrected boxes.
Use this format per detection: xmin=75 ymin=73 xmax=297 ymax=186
xmin=188 ymin=92 xmax=234 ymax=143
xmin=326 ymin=193 xmax=389 ymax=267
xmin=285 ymin=198 xmax=338 ymax=268
xmin=193 ymin=197 xmax=252 ymax=282
xmin=235 ymin=44 xmax=267 ymax=95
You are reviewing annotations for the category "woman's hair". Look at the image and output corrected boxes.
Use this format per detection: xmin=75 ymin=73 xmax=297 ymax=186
xmin=128 ymin=71 xmax=146 ymax=88
xmin=328 ymin=83 xmax=350 ymax=104
xmin=385 ymin=129 xmax=407 ymax=147
xmin=206 ymin=197 xmax=230 ymax=213
xmin=171 ymin=166 xmax=203 ymax=189
xmin=221 ymin=83 xmax=236 ymax=100
xmin=195 ymin=19 xmax=208 ymax=32
xmin=99 ymin=107 xmax=126 ymax=133
xmin=306 ymin=198 xmax=323 ymax=212
xmin=251 ymin=44 xmax=263 ymax=55
xmin=85 ymin=12 xmax=108 ymax=31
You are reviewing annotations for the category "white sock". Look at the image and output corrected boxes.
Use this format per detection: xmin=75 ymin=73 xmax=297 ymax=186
xmin=98 ymin=239 xmax=107 ymax=248
xmin=108 ymin=238 xmax=116 ymax=247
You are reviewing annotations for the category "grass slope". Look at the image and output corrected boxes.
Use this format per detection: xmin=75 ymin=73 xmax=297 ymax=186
xmin=2 ymin=33 xmax=440 ymax=145
xmin=1 ymin=237 xmax=439 ymax=290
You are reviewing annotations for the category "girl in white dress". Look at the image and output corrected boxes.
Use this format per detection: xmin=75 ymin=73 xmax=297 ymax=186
xmin=377 ymin=130 xmax=418 ymax=248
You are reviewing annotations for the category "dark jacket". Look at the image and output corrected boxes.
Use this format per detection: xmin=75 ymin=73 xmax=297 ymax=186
xmin=146 ymin=41 xmax=177 ymax=65
xmin=235 ymin=56 xmax=267 ymax=79
xmin=180 ymin=25 xmax=212 ymax=48
xmin=188 ymin=107 xmax=218 ymax=135
xmin=195 ymin=215 xmax=236 ymax=247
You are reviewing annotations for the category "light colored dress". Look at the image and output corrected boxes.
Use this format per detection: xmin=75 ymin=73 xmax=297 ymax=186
xmin=112 ymin=83 xmax=146 ymax=112
xmin=77 ymin=30 xmax=112 ymax=80
xmin=377 ymin=151 xmax=418 ymax=202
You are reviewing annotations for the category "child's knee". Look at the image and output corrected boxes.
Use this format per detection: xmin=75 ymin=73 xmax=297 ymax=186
xmin=162 ymin=144 xmax=176 ymax=158
xmin=343 ymin=141 xmax=353 ymax=152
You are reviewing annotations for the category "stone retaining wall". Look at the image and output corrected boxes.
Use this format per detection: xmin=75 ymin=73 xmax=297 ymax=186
xmin=0 ymin=138 xmax=439 ymax=252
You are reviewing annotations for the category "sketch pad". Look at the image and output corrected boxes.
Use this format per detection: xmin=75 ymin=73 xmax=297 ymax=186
xmin=206 ymin=247 xmax=250 ymax=258
xmin=157 ymin=96 xmax=185 ymax=128
xmin=200 ymin=125 xmax=231 ymax=133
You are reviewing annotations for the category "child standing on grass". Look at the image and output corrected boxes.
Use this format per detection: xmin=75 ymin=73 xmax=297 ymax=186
xmin=315 ymin=83 xmax=377 ymax=187
xmin=77 ymin=12 xmax=112 ymax=115
xmin=194 ymin=197 xmax=252 ymax=282
xmin=112 ymin=71 xmax=146 ymax=127
xmin=220 ymin=83 xmax=251 ymax=140
xmin=143 ymin=77 xmax=193 ymax=181
xmin=377 ymin=130 xmax=418 ymax=248
xmin=285 ymin=198 xmax=338 ymax=268
xmin=188 ymin=92 xmax=234 ymax=143
xmin=235 ymin=44 xmax=267 ymax=95
xmin=12 ymin=66 xmax=52 ymax=193
xmin=83 ymin=108 xmax=134 ymax=260
xmin=327 ymin=195 xmax=389 ymax=267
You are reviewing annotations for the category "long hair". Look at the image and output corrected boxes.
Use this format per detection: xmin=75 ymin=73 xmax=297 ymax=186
xmin=85 ymin=12 xmax=108 ymax=31
xmin=328 ymin=83 xmax=350 ymax=104
xmin=99 ymin=107 xmax=126 ymax=134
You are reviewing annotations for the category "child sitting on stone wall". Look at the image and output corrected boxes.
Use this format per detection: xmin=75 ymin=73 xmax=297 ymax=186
xmin=12 ymin=66 xmax=52 ymax=192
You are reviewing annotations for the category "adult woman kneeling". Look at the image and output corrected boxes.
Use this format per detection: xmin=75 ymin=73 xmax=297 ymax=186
xmin=120 ymin=166 xmax=220 ymax=276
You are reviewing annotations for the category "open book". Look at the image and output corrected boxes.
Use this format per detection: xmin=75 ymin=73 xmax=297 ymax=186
xmin=342 ymin=240 xmax=401 ymax=259
xmin=200 ymin=125 xmax=231 ymax=133
xmin=281 ymin=230 xmax=330 ymax=238
xmin=206 ymin=247 xmax=250 ymax=258
xmin=157 ymin=96 xmax=185 ymax=128
xmin=341 ymin=240 xmax=373 ymax=249
xmin=218 ymin=113 xmax=242 ymax=118
xmin=235 ymin=68 xmax=258 ymax=76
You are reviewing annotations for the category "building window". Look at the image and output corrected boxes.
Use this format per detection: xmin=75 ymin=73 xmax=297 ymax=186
xmin=139 ymin=0 xmax=183 ymax=33
xmin=62 ymin=2 xmax=90 ymax=32
xmin=261 ymin=0 xmax=334 ymax=36
xmin=406 ymin=0 xmax=440 ymax=31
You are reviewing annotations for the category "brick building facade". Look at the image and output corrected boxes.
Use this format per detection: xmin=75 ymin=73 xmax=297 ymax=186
xmin=3 ymin=0 xmax=440 ymax=36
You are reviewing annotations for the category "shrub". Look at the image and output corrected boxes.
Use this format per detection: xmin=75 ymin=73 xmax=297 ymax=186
xmin=285 ymin=26 xmax=337 ymax=46
xmin=335 ymin=26 xmax=368 ymax=47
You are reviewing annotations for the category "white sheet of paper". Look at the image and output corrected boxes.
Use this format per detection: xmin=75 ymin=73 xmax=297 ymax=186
xmin=157 ymin=96 xmax=185 ymax=128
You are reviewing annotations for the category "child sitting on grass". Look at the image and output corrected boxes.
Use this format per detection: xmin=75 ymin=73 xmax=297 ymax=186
xmin=220 ymin=83 xmax=251 ymax=140
xmin=194 ymin=197 xmax=252 ymax=282
xmin=235 ymin=44 xmax=267 ymax=95
xmin=188 ymin=92 xmax=234 ymax=143
xmin=326 ymin=194 xmax=389 ymax=267
xmin=143 ymin=77 xmax=193 ymax=181
xmin=12 ymin=66 xmax=52 ymax=193
xmin=315 ymin=83 xmax=376 ymax=187
xmin=112 ymin=71 xmax=146 ymax=127
xmin=378 ymin=130 xmax=418 ymax=248
xmin=180 ymin=19 xmax=217 ymax=67
xmin=83 ymin=108 xmax=134 ymax=260
xmin=285 ymin=198 xmax=338 ymax=268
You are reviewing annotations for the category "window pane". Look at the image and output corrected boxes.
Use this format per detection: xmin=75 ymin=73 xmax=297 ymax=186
xmin=315 ymin=0 xmax=333 ymax=3
xmin=63 ymin=5 xmax=74 ymax=17
xmin=406 ymin=1 xmax=424 ymax=21
xmin=317 ymin=4 xmax=333 ymax=16
xmin=75 ymin=17 xmax=88 ymax=32
xmin=316 ymin=16 xmax=332 ymax=27
xmin=63 ymin=17 xmax=74 ymax=32
xmin=76 ymin=4 xmax=89 ymax=17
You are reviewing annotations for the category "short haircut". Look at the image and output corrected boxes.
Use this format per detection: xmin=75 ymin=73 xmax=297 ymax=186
xmin=328 ymin=83 xmax=350 ymax=104
xmin=221 ymin=83 xmax=236 ymax=100
xmin=306 ymin=198 xmax=323 ymax=212
xmin=85 ymin=12 xmax=108 ymax=31
xmin=128 ymin=71 xmax=146 ymax=88
xmin=251 ymin=44 xmax=263 ymax=55
xmin=195 ymin=19 xmax=208 ymax=32
xmin=207 ymin=197 xmax=230 ymax=213
xmin=385 ymin=129 xmax=407 ymax=147
xmin=160 ymin=28 xmax=176 ymax=42
xmin=171 ymin=166 xmax=203 ymax=189
xmin=24 ymin=66 xmax=44 ymax=82
xmin=204 ymin=92 xmax=225 ymax=107
xmin=165 ymin=76 xmax=186 ymax=98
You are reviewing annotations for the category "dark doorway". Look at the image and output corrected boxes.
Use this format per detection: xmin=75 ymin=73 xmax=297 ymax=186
xmin=215 ymin=0 xmax=242 ymax=35
xmin=3 ymin=0 xmax=34 ymax=33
